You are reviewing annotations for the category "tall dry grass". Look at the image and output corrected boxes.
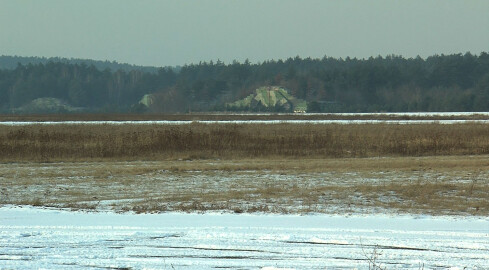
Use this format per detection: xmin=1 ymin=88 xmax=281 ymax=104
xmin=1 ymin=123 xmax=489 ymax=161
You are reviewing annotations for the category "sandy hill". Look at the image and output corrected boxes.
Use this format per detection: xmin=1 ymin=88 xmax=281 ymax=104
xmin=228 ymin=86 xmax=307 ymax=112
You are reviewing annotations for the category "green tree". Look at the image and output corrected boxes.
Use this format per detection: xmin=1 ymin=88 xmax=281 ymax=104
xmin=68 ymin=81 xmax=88 ymax=106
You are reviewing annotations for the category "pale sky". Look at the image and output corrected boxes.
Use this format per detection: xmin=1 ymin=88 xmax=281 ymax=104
xmin=1 ymin=0 xmax=488 ymax=67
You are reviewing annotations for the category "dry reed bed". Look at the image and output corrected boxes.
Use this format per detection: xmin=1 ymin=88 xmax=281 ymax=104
xmin=1 ymin=123 xmax=489 ymax=161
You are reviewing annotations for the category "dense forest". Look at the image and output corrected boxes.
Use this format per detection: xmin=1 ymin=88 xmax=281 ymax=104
xmin=1 ymin=52 xmax=488 ymax=113
xmin=0 ymin=56 xmax=162 ymax=73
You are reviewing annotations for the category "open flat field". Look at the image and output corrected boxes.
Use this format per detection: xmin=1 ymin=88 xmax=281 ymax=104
xmin=2 ymin=112 xmax=489 ymax=122
xmin=2 ymin=156 xmax=488 ymax=216
xmin=1 ymin=121 xmax=489 ymax=215
xmin=2 ymin=207 xmax=488 ymax=269
xmin=2 ymin=118 xmax=489 ymax=269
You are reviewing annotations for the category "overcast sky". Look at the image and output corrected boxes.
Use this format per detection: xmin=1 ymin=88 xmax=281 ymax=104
xmin=1 ymin=0 xmax=488 ymax=67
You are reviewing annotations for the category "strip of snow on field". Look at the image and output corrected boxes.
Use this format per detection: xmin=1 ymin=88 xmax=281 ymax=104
xmin=3 ymin=119 xmax=489 ymax=126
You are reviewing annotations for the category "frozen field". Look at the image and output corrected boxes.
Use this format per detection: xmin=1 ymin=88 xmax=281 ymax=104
xmin=2 ymin=112 xmax=489 ymax=126
xmin=1 ymin=206 xmax=488 ymax=269
xmin=2 ymin=119 xmax=489 ymax=126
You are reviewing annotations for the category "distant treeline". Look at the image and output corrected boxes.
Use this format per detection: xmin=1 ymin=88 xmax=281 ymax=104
xmin=0 ymin=55 xmax=163 ymax=73
xmin=0 ymin=53 xmax=488 ymax=113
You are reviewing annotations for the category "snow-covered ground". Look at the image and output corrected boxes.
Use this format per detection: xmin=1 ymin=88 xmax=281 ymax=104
xmin=2 ymin=119 xmax=489 ymax=126
xmin=1 ymin=206 xmax=488 ymax=269
xmin=308 ymin=112 xmax=489 ymax=117
xmin=2 ymin=112 xmax=489 ymax=126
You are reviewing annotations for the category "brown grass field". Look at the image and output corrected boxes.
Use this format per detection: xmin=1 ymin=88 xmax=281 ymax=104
xmin=1 ymin=157 xmax=488 ymax=216
xmin=1 ymin=121 xmax=489 ymax=215
xmin=1 ymin=122 xmax=489 ymax=161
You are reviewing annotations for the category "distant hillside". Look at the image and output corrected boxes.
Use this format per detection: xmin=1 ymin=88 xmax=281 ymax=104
xmin=0 ymin=55 xmax=171 ymax=73
xmin=228 ymin=86 xmax=307 ymax=112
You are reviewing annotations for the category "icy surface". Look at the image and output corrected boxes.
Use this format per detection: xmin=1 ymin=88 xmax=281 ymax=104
xmin=1 ymin=206 xmax=488 ymax=269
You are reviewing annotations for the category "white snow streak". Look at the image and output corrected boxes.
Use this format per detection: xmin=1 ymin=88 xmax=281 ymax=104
xmin=2 ymin=119 xmax=489 ymax=126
